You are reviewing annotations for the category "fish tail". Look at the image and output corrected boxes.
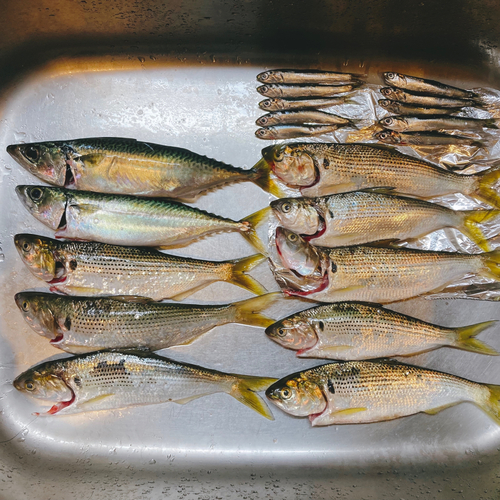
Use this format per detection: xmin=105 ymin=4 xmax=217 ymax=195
xmin=239 ymin=207 xmax=271 ymax=255
xmin=454 ymin=320 xmax=499 ymax=355
xmin=251 ymin=158 xmax=287 ymax=198
xmin=484 ymin=118 xmax=499 ymax=129
xmin=230 ymin=375 xmax=277 ymax=420
xmin=474 ymin=164 xmax=500 ymax=208
xmin=481 ymin=248 xmax=500 ymax=280
xmin=460 ymin=209 xmax=500 ymax=251
xmin=232 ymin=292 xmax=281 ymax=328
xmin=481 ymin=384 xmax=500 ymax=424
xmin=227 ymin=254 xmax=268 ymax=295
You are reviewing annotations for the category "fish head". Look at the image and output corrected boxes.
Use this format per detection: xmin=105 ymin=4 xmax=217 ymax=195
xmin=14 ymin=292 xmax=60 ymax=340
xmin=266 ymin=373 xmax=326 ymax=417
xmin=383 ymin=72 xmax=407 ymax=87
xmin=380 ymin=87 xmax=397 ymax=99
xmin=14 ymin=234 xmax=60 ymax=282
xmin=14 ymin=363 xmax=74 ymax=411
xmin=259 ymin=99 xmax=279 ymax=111
xmin=257 ymin=70 xmax=281 ymax=84
xmin=375 ymin=130 xmax=400 ymax=144
xmin=379 ymin=116 xmax=406 ymax=132
xmin=255 ymin=128 xmax=275 ymax=140
xmin=16 ymin=185 xmax=67 ymax=230
xmin=275 ymin=227 xmax=321 ymax=277
xmin=271 ymin=198 xmax=320 ymax=235
xmin=261 ymin=144 xmax=317 ymax=187
xmin=7 ymin=142 xmax=68 ymax=186
xmin=265 ymin=317 xmax=317 ymax=351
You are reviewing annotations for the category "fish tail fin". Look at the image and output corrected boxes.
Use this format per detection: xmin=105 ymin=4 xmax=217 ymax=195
xmin=481 ymin=248 xmax=500 ymax=280
xmin=232 ymin=292 xmax=281 ymax=328
xmin=230 ymin=375 xmax=277 ymax=420
xmin=454 ymin=320 xmax=499 ymax=355
xmin=474 ymin=164 xmax=500 ymax=208
xmin=227 ymin=253 xmax=268 ymax=295
xmin=460 ymin=209 xmax=500 ymax=251
xmin=484 ymin=118 xmax=499 ymax=129
xmin=481 ymin=384 xmax=500 ymax=424
xmin=251 ymin=158 xmax=287 ymax=198
xmin=239 ymin=207 xmax=271 ymax=255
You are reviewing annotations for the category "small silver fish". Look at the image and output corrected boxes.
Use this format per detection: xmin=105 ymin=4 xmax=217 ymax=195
xmin=257 ymin=69 xmax=363 ymax=85
xmin=255 ymin=125 xmax=340 ymax=140
xmin=256 ymin=111 xmax=351 ymax=127
xmin=375 ymin=130 xmax=484 ymax=147
xmin=258 ymin=97 xmax=352 ymax=112
xmin=380 ymin=116 xmax=498 ymax=132
xmin=378 ymin=99 xmax=461 ymax=115
xmin=380 ymin=87 xmax=476 ymax=108
xmin=257 ymin=84 xmax=356 ymax=99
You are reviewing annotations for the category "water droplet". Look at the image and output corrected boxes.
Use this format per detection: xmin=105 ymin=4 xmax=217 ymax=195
xmin=149 ymin=459 xmax=156 ymax=465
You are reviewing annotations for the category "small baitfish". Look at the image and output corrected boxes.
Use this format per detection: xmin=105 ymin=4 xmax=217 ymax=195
xmin=266 ymin=359 xmax=500 ymax=426
xmin=257 ymin=69 xmax=363 ymax=85
xmin=14 ymin=234 xmax=267 ymax=300
xmin=378 ymin=99 xmax=462 ymax=115
xmin=7 ymin=137 xmax=285 ymax=200
xmin=257 ymin=84 xmax=356 ymax=99
xmin=14 ymin=350 xmax=277 ymax=419
xmin=15 ymin=291 xmax=281 ymax=353
xmin=258 ymin=97 xmax=352 ymax=112
xmin=270 ymin=191 xmax=499 ymax=251
xmin=15 ymin=185 xmax=269 ymax=254
xmin=380 ymin=87 xmax=476 ymax=108
xmin=265 ymin=302 xmax=498 ymax=359
xmin=375 ymin=130 xmax=484 ymax=147
xmin=256 ymin=111 xmax=352 ymax=127
xmin=273 ymin=227 xmax=500 ymax=303
xmin=379 ymin=115 xmax=497 ymax=133
xmin=255 ymin=125 xmax=340 ymax=140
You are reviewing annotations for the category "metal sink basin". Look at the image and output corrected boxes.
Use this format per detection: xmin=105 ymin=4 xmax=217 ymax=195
xmin=1 ymin=1 xmax=500 ymax=498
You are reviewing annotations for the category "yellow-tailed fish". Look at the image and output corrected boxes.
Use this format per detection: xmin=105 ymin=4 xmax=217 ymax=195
xmin=7 ymin=137 xmax=284 ymax=200
xmin=256 ymin=143 xmax=500 ymax=208
xmin=265 ymin=302 xmax=498 ymax=359
xmin=266 ymin=359 xmax=500 ymax=426
xmin=271 ymin=191 xmax=499 ymax=251
xmin=14 ymin=234 xmax=267 ymax=300
xmin=15 ymin=186 xmax=269 ymax=253
xmin=273 ymin=227 xmax=500 ymax=303
xmin=15 ymin=291 xmax=281 ymax=353
xmin=14 ymin=350 xmax=276 ymax=419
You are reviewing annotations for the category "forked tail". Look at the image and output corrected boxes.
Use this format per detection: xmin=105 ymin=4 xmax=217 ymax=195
xmin=230 ymin=375 xmax=278 ymax=420
xmin=239 ymin=207 xmax=271 ymax=255
xmin=474 ymin=164 xmax=500 ymax=208
xmin=251 ymin=158 xmax=287 ymax=198
xmin=460 ymin=209 xmax=500 ymax=251
xmin=227 ymin=253 xmax=267 ymax=295
xmin=480 ymin=248 xmax=500 ymax=280
xmin=232 ymin=292 xmax=282 ymax=328
xmin=481 ymin=384 xmax=500 ymax=425
xmin=454 ymin=320 xmax=499 ymax=355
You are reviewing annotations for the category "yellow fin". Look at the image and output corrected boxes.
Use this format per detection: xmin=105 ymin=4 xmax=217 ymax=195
xmin=424 ymin=402 xmax=460 ymax=415
xmin=61 ymin=286 xmax=105 ymax=295
xmin=481 ymin=248 xmax=500 ymax=280
xmin=482 ymin=384 xmax=500 ymax=424
xmin=173 ymin=394 xmax=208 ymax=405
xmin=170 ymin=283 xmax=210 ymax=301
xmin=232 ymin=292 xmax=281 ymax=328
xmin=239 ymin=207 xmax=270 ymax=256
xmin=331 ymin=407 xmax=367 ymax=416
xmin=461 ymin=209 xmax=500 ymax=251
xmin=251 ymin=157 xmax=287 ymax=198
xmin=110 ymin=295 xmax=154 ymax=304
xmin=78 ymin=153 xmax=108 ymax=167
xmin=475 ymin=164 xmax=500 ymax=208
xmin=230 ymin=375 xmax=277 ymax=420
xmin=78 ymin=393 xmax=114 ymax=408
xmin=227 ymin=253 xmax=268 ymax=295
xmin=454 ymin=320 xmax=499 ymax=355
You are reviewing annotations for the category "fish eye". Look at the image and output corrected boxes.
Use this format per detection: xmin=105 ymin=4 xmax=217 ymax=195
xmin=277 ymin=328 xmax=286 ymax=337
xmin=261 ymin=72 xmax=270 ymax=81
xmin=22 ymin=241 xmax=32 ymax=252
xmin=287 ymin=233 xmax=298 ymax=242
xmin=379 ymin=132 xmax=388 ymax=139
xmin=21 ymin=146 xmax=40 ymax=162
xmin=280 ymin=388 xmax=292 ymax=399
xmin=282 ymin=203 xmax=292 ymax=213
xmin=382 ymin=117 xmax=394 ymax=125
xmin=29 ymin=187 xmax=44 ymax=202
xmin=386 ymin=72 xmax=396 ymax=79
xmin=25 ymin=379 xmax=35 ymax=391
xmin=22 ymin=301 xmax=30 ymax=312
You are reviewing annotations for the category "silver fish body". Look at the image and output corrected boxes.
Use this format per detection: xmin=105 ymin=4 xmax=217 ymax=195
xmin=255 ymin=125 xmax=340 ymax=140
xmin=257 ymin=84 xmax=355 ymax=99
xmin=378 ymin=99 xmax=461 ymax=115
xmin=380 ymin=88 xmax=475 ymax=108
xmin=380 ymin=116 xmax=497 ymax=132
xmin=257 ymin=69 xmax=362 ymax=85
xmin=265 ymin=302 xmax=497 ymax=359
xmin=14 ymin=350 xmax=276 ymax=419
xmin=266 ymin=360 xmax=500 ymax=426
xmin=258 ymin=97 xmax=350 ymax=112
xmin=375 ymin=130 xmax=483 ymax=147
xmin=256 ymin=111 xmax=351 ymax=127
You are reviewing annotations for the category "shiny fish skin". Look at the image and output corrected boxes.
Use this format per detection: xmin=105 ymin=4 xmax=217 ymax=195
xmin=380 ymin=88 xmax=475 ymax=108
xmin=14 ymin=234 xmax=267 ymax=300
xmin=266 ymin=360 xmax=500 ymax=426
xmin=265 ymin=302 xmax=498 ymax=359
xmin=14 ymin=350 xmax=276 ymax=419
xmin=375 ymin=130 xmax=484 ymax=147
xmin=257 ymin=84 xmax=355 ymax=99
xmin=378 ymin=99 xmax=461 ymax=115
xmin=256 ymin=111 xmax=351 ymax=127
xmin=274 ymin=228 xmax=500 ymax=303
xmin=15 ymin=185 xmax=268 ymax=253
xmin=15 ymin=291 xmax=280 ymax=353
xmin=383 ymin=72 xmax=476 ymax=99
xmin=258 ymin=98 xmax=351 ymax=112
xmin=270 ymin=191 xmax=499 ymax=251
xmin=380 ymin=116 xmax=497 ymax=133
xmin=255 ymin=125 xmax=340 ymax=140
xmin=257 ymin=69 xmax=362 ymax=85
xmin=258 ymin=143 xmax=500 ymax=208
xmin=7 ymin=137 xmax=284 ymax=200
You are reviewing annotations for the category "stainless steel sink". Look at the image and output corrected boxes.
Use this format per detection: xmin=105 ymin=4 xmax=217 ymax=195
xmin=1 ymin=1 xmax=500 ymax=498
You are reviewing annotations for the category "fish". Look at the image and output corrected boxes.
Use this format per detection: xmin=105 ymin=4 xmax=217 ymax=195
xmin=258 ymin=97 xmax=352 ymax=112
xmin=15 ymin=186 xmax=269 ymax=254
xmin=13 ymin=350 xmax=276 ymax=419
xmin=378 ymin=99 xmax=462 ymax=115
xmin=256 ymin=111 xmax=352 ymax=127
xmin=265 ymin=359 xmax=500 ymax=425
xmin=15 ymin=291 xmax=281 ymax=353
xmin=380 ymin=87 xmax=476 ymax=108
xmin=382 ymin=72 xmax=477 ymax=99
xmin=256 ymin=142 xmax=500 ymax=207
xmin=380 ymin=115 xmax=497 ymax=132
xmin=14 ymin=234 xmax=267 ymax=300
xmin=257 ymin=84 xmax=356 ymax=99
xmin=265 ymin=302 xmax=498 ymax=359
xmin=375 ymin=130 xmax=484 ymax=147
xmin=6 ymin=137 xmax=285 ymax=200
xmin=273 ymin=227 xmax=500 ymax=303
xmin=257 ymin=69 xmax=363 ymax=85
xmin=255 ymin=125 xmax=340 ymax=140
xmin=270 ymin=191 xmax=500 ymax=251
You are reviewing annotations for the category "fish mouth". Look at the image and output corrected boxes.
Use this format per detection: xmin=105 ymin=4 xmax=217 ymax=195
xmin=302 ymin=211 xmax=326 ymax=241
xmin=50 ymin=334 xmax=64 ymax=345
xmin=34 ymin=382 xmax=75 ymax=416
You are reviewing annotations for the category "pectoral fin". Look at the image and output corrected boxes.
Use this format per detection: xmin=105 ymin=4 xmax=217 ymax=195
xmin=424 ymin=402 xmax=460 ymax=415
xmin=170 ymin=283 xmax=211 ymax=301
xmin=79 ymin=153 xmax=108 ymax=168
xmin=331 ymin=407 xmax=367 ymax=416
xmin=78 ymin=393 xmax=114 ymax=408
xmin=173 ymin=394 xmax=208 ymax=405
